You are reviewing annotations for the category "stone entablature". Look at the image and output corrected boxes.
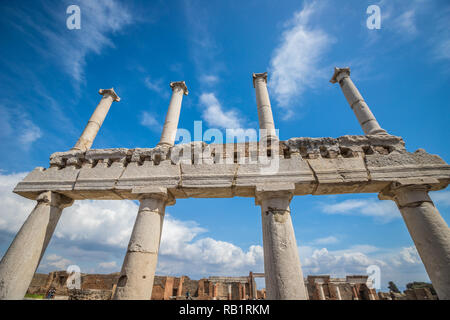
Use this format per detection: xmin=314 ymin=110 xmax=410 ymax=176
xmin=13 ymin=135 xmax=449 ymax=201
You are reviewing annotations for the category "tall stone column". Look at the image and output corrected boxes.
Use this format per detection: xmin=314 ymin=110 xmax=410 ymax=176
xmin=0 ymin=191 xmax=73 ymax=300
xmin=330 ymin=67 xmax=387 ymax=135
xmin=255 ymin=185 xmax=307 ymax=300
xmin=379 ymin=179 xmax=450 ymax=300
xmin=253 ymin=72 xmax=278 ymax=141
xmin=73 ymin=88 xmax=121 ymax=151
xmin=158 ymin=81 xmax=189 ymax=147
xmin=113 ymin=187 xmax=174 ymax=300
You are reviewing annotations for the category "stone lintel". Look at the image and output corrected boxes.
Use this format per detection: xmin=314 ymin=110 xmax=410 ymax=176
xmin=252 ymin=72 xmax=268 ymax=88
xmin=99 ymin=88 xmax=120 ymax=102
xmin=170 ymin=81 xmax=189 ymax=95
xmin=330 ymin=67 xmax=351 ymax=84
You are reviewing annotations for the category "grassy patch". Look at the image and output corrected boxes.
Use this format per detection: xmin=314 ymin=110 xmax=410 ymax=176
xmin=24 ymin=293 xmax=44 ymax=299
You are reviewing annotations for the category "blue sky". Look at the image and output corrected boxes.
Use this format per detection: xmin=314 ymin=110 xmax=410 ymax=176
xmin=0 ymin=0 xmax=449 ymax=292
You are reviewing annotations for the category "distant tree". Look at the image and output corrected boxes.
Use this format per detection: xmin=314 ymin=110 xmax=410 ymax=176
xmin=388 ymin=281 xmax=400 ymax=293
xmin=406 ymin=282 xmax=436 ymax=295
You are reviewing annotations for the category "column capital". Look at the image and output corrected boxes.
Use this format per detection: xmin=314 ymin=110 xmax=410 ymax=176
xmin=36 ymin=191 xmax=74 ymax=209
xmin=170 ymin=81 xmax=189 ymax=95
xmin=330 ymin=67 xmax=351 ymax=84
xmin=99 ymin=88 xmax=121 ymax=102
xmin=252 ymin=72 xmax=268 ymax=88
xmin=255 ymin=183 xmax=294 ymax=205
xmin=378 ymin=178 xmax=439 ymax=206
xmin=131 ymin=186 xmax=175 ymax=206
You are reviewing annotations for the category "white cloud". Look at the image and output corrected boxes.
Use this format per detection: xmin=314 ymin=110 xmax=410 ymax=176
xmin=395 ymin=246 xmax=422 ymax=266
xmin=0 ymin=172 xmax=35 ymax=233
xmin=144 ymin=76 xmax=168 ymax=97
xmin=431 ymin=7 xmax=450 ymax=63
xmin=0 ymin=105 xmax=42 ymax=150
xmin=199 ymin=93 xmax=242 ymax=129
xmin=99 ymin=261 xmax=118 ymax=269
xmin=18 ymin=119 xmax=42 ymax=148
xmin=140 ymin=111 xmax=162 ymax=133
xmin=13 ymin=0 xmax=134 ymax=83
xmin=320 ymin=198 xmax=400 ymax=223
xmin=299 ymin=244 xmax=428 ymax=290
xmin=56 ymin=200 xmax=139 ymax=248
xmin=394 ymin=9 xmax=417 ymax=36
xmin=42 ymin=254 xmax=72 ymax=270
xmin=269 ymin=2 xmax=333 ymax=118
xmin=200 ymin=75 xmax=220 ymax=86
xmin=311 ymin=236 xmax=339 ymax=245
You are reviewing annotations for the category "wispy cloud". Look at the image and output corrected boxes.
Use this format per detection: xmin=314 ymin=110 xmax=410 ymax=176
xmin=8 ymin=0 xmax=135 ymax=85
xmin=200 ymin=75 xmax=220 ymax=86
xmin=143 ymin=76 xmax=169 ymax=98
xmin=0 ymin=105 xmax=42 ymax=150
xmin=99 ymin=261 xmax=118 ymax=270
xmin=199 ymin=93 xmax=242 ymax=129
xmin=183 ymin=1 xmax=225 ymax=88
xmin=42 ymin=254 xmax=72 ymax=270
xmin=311 ymin=236 xmax=339 ymax=245
xmin=18 ymin=119 xmax=42 ymax=148
xmin=320 ymin=198 xmax=400 ymax=223
xmin=269 ymin=2 xmax=333 ymax=119
xmin=394 ymin=9 xmax=417 ymax=36
xmin=140 ymin=111 xmax=162 ymax=133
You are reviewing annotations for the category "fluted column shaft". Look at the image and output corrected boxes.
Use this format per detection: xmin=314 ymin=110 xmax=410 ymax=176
xmin=380 ymin=182 xmax=450 ymax=299
xmin=73 ymin=88 xmax=120 ymax=151
xmin=331 ymin=67 xmax=387 ymax=135
xmin=0 ymin=191 xmax=73 ymax=300
xmin=158 ymin=82 xmax=188 ymax=147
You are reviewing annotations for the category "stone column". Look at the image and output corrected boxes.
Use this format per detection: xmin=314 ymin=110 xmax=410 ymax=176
xmin=379 ymin=179 xmax=450 ymax=300
xmin=253 ymin=72 xmax=278 ymax=141
xmin=158 ymin=81 xmax=189 ymax=147
xmin=73 ymin=88 xmax=120 ymax=151
xmin=316 ymin=282 xmax=326 ymax=300
xmin=113 ymin=187 xmax=174 ymax=300
xmin=333 ymin=284 xmax=342 ymax=300
xmin=330 ymin=67 xmax=387 ymax=135
xmin=255 ymin=185 xmax=307 ymax=300
xmin=0 ymin=191 xmax=73 ymax=300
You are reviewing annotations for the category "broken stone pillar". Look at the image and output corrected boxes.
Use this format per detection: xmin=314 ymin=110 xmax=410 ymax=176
xmin=252 ymin=72 xmax=278 ymax=141
xmin=73 ymin=88 xmax=120 ymax=151
xmin=379 ymin=179 xmax=450 ymax=300
xmin=113 ymin=187 xmax=174 ymax=300
xmin=255 ymin=185 xmax=307 ymax=300
xmin=330 ymin=67 xmax=387 ymax=135
xmin=158 ymin=81 xmax=189 ymax=147
xmin=0 ymin=191 xmax=73 ymax=300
